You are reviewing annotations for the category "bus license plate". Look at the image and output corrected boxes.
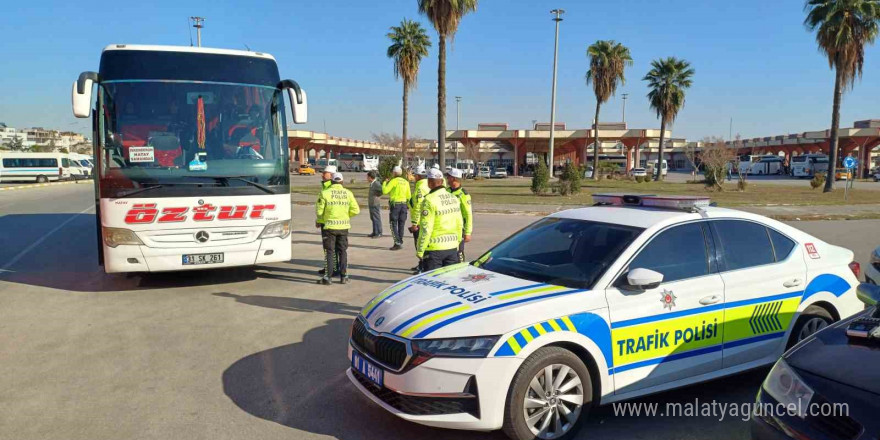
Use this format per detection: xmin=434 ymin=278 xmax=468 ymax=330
xmin=352 ymin=350 xmax=384 ymax=388
xmin=182 ymin=253 xmax=224 ymax=265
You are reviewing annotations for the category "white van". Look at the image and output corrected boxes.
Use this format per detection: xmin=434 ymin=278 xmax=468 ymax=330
xmin=646 ymin=159 xmax=668 ymax=177
xmin=0 ymin=152 xmax=71 ymax=183
xmin=748 ymin=155 xmax=784 ymax=175
xmin=455 ymin=160 xmax=476 ymax=178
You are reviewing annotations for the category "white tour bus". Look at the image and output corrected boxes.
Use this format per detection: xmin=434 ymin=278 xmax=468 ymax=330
xmin=0 ymin=152 xmax=72 ymax=183
xmin=72 ymin=44 xmax=308 ymax=273
xmin=791 ymin=154 xmax=829 ymax=178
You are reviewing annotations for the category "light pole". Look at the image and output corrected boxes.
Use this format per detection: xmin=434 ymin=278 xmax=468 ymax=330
xmin=547 ymin=9 xmax=564 ymax=171
xmin=191 ymin=17 xmax=205 ymax=47
xmin=455 ymin=96 xmax=462 ymax=165
xmin=621 ymin=93 xmax=628 ymax=124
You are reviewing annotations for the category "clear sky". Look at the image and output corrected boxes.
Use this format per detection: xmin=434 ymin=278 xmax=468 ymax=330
xmin=3 ymin=0 xmax=880 ymax=142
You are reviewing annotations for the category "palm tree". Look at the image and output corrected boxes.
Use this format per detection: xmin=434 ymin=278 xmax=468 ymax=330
xmin=805 ymin=0 xmax=880 ymax=192
xmin=586 ymin=40 xmax=632 ymax=180
xmin=418 ymin=0 xmax=478 ymax=168
xmin=387 ymin=19 xmax=432 ymax=160
xmin=643 ymin=57 xmax=694 ymax=181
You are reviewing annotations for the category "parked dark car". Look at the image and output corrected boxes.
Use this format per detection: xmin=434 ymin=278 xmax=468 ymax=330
xmin=751 ymin=283 xmax=880 ymax=440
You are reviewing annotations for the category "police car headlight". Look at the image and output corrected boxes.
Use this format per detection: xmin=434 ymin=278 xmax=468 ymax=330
xmin=410 ymin=336 xmax=500 ymax=366
xmin=259 ymin=220 xmax=290 ymax=239
xmin=102 ymin=227 xmax=144 ymax=248
xmin=762 ymin=360 xmax=814 ymax=418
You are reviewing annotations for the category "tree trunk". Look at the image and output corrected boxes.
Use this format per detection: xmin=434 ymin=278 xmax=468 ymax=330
xmin=655 ymin=115 xmax=667 ymax=182
xmin=823 ymin=67 xmax=843 ymax=192
xmin=593 ymin=100 xmax=601 ymax=180
xmin=437 ymin=35 xmax=447 ymax=169
xmin=402 ymin=80 xmax=408 ymax=161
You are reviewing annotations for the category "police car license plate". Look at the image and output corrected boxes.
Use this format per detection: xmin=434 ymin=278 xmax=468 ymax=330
xmin=352 ymin=350 xmax=384 ymax=388
xmin=182 ymin=253 xmax=224 ymax=265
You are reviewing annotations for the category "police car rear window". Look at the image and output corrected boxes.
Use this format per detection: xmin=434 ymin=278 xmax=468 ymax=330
xmin=479 ymin=218 xmax=643 ymax=289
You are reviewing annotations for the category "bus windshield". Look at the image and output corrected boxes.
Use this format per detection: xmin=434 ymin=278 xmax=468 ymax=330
xmin=98 ymin=80 xmax=289 ymax=198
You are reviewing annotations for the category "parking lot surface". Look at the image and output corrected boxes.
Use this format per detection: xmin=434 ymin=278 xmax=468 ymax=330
xmin=1 ymin=184 xmax=876 ymax=440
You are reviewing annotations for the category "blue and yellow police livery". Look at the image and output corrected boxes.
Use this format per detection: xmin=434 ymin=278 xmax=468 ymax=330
xmin=348 ymin=194 xmax=863 ymax=440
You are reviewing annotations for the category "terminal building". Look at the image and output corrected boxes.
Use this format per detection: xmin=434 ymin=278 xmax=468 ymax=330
xmin=285 ymin=120 xmax=880 ymax=178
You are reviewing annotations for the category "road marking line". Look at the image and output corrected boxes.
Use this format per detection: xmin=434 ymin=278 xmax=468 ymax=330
xmin=1 ymin=205 xmax=94 ymax=271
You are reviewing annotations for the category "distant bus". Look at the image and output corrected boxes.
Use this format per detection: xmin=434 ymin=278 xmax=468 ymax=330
xmin=791 ymin=154 xmax=829 ymax=178
xmin=0 ymin=152 xmax=71 ymax=183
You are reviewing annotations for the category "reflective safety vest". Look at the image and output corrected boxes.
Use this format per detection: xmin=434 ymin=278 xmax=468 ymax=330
xmin=449 ymin=186 xmax=473 ymax=235
xmin=416 ymin=187 xmax=463 ymax=258
xmin=409 ymin=178 xmax=430 ymax=225
xmin=321 ymin=179 xmax=332 ymax=190
xmin=382 ymin=177 xmax=411 ymax=203
xmin=316 ymin=183 xmax=360 ymax=230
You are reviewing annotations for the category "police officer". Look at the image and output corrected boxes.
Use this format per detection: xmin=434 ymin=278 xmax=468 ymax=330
xmin=416 ymin=168 xmax=463 ymax=271
xmin=315 ymin=172 xmax=360 ymax=285
xmin=382 ymin=166 xmax=411 ymax=250
xmin=446 ymin=168 xmax=472 ymax=262
xmin=317 ymin=164 xmax=339 ymax=276
xmin=408 ymin=165 xmax=429 ymax=272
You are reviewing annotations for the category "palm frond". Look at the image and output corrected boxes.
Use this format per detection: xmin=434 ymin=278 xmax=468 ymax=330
xmin=805 ymin=0 xmax=880 ymax=88
xmin=386 ymin=18 xmax=432 ymax=89
xmin=585 ymin=40 xmax=633 ymax=104
xmin=642 ymin=57 xmax=695 ymax=124
xmin=418 ymin=0 xmax=478 ymax=37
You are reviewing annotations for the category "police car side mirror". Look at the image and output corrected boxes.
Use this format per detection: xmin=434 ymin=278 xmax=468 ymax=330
xmin=627 ymin=268 xmax=664 ymax=290
xmin=856 ymin=283 xmax=880 ymax=307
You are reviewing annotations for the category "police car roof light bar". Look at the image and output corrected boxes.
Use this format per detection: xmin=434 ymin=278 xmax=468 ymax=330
xmin=591 ymin=194 xmax=711 ymax=213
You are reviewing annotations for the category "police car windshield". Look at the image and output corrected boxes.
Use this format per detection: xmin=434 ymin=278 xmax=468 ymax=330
xmin=478 ymin=218 xmax=643 ymax=289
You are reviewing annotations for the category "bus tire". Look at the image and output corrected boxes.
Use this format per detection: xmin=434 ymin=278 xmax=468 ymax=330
xmin=36 ymin=175 xmax=48 ymax=183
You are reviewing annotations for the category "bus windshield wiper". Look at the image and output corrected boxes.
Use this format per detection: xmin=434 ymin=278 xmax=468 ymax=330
xmin=213 ymin=176 xmax=276 ymax=194
xmin=115 ymin=185 xmax=164 ymax=199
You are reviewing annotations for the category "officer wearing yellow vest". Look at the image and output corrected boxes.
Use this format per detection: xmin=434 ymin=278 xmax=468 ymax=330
xmin=317 ymin=164 xmax=339 ymax=277
xmin=382 ymin=166 xmax=411 ymax=251
xmin=315 ymin=172 xmax=360 ymax=285
xmin=446 ymin=168 xmax=472 ymax=262
xmin=408 ymin=165 xmax=430 ymax=273
xmin=416 ymin=168 xmax=463 ymax=271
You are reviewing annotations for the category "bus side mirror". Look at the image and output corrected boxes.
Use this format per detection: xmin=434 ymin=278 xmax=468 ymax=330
xmin=279 ymin=79 xmax=308 ymax=124
xmin=72 ymin=72 xmax=98 ymax=118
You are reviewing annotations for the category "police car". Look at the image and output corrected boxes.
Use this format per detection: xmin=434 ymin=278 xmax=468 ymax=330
xmin=348 ymin=194 xmax=863 ymax=440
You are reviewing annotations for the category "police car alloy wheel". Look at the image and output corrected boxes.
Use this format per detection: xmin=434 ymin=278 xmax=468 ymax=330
xmin=788 ymin=305 xmax=833 ymax=348
xmin=503 ymin=347 xmax=592 ymax=440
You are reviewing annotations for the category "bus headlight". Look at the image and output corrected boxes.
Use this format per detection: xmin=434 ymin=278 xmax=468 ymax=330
xmin=102 ymin=227 xmax=144 ymax=248
xmin=259 ymin=220 xmax=290 ymax=239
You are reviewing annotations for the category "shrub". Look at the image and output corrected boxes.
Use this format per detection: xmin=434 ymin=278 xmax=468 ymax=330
xmin=378 ymin=156 xmax=400 ymax=181
xmin=531 ymin=160 xmax=550 ymax=195
xmin=558 ymin=162 xmax=582 ymax=194
xmin=737 ymin=174 xmax=748 ymax=192
xmin=810 ymin=172 xmax=826 ymax=190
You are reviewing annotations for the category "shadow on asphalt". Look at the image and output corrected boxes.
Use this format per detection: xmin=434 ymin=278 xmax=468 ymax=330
xmin=222 ymin=316 xmax=767 ymax=440
xmin=222 ymin=318 xmax=497 ymax=440
xmin=212 ymin=292 xmax=361 ymax=315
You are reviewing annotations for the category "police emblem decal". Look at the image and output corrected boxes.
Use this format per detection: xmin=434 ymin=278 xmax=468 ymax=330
xmin=375 ymin=316 xmax=385 ymax=326
xmin=462 ymin=273 xmax=494 ymax=283
xmin=422 ymin=210 xmax=429 ymax=217
xmin=661 ymin=289 xmax=677 ymax=310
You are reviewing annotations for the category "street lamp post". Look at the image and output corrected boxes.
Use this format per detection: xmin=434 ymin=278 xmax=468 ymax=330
xmin=621 ymin=93 xmax=628 ymax=124
xmin=455 ymin=96 xmax=462 ymax=166
xmin=191 ymin=17 xmax=205 ymax=47
xmin=547 ymin=9 xmax=564 ymax=171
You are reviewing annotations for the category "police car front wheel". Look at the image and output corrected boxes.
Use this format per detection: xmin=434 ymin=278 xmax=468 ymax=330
xmin=502 ymin=347 xmax=592 ymax=440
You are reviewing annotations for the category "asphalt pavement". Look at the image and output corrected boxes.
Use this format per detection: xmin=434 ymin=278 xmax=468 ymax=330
xmin=0 ymin=184 xmax=877 ymax=440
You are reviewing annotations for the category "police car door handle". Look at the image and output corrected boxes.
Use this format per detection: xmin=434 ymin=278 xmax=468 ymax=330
xmin=783 ymin=278 xmax=803 ymax=288
xmin=699 ymin=295 xmax=722 ymax=305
